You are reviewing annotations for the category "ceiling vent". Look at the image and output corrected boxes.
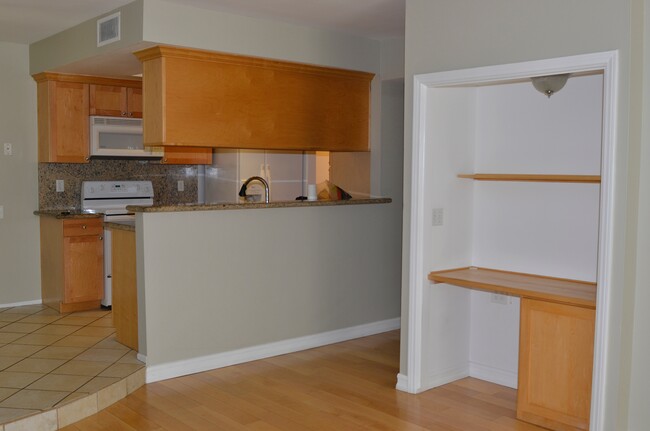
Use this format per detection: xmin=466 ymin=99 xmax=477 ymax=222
xmin=97 ymin=12 xmax=121 ymax=47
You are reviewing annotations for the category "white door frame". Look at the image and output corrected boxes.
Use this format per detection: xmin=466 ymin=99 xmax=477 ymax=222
xmin=404 ymin=51 xmax=619 ymax=431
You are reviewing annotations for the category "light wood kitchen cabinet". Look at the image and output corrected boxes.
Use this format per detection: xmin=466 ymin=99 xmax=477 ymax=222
xmin=35 ymin=75 xmax=90 ymax=163
xmin=517 ymin=298 xmax=595 ymax=431
xmin=162 ymin=146 xmax=212 ymax=164
xmin=40 ymin=217 xmax=104 ymax=313
xmin=429 ymin=267 xmax=596 ymax=431
xmin=89 ymin=84 xmax=143 ymax=118
xmin=33 ymin=73 xmax=142 ymax=163
xmin=135 ymin=45 xmax=374 ymax=151
xmin=110 ymin=228 xmax=138 ymax=350
xmin=34 ymin=72 xmax=212 ymax=165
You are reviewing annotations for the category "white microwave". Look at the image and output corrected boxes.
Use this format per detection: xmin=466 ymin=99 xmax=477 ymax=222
xmin=89 ymin=116 xmax=163 ymax=158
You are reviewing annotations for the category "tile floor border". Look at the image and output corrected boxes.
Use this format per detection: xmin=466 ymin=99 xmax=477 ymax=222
xmin=2 ymin=367 xmax=146 ymax=430
xmin=0 ymin=305 xmax=146 ymax=429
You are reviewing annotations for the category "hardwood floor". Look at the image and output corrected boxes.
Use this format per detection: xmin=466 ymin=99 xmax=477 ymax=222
xmin=61 ymin=331 xmax=546 ymax=430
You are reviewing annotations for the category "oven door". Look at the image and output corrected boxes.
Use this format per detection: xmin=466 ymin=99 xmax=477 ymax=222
xmin=102 ymin=213 xmax=136 ymax=308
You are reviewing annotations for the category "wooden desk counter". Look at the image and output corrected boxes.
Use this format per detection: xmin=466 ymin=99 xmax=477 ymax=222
xmin=429 ymin=266 xmax=596 ymax=431
xmin=428 ymin=267 xmax=596 ymax=309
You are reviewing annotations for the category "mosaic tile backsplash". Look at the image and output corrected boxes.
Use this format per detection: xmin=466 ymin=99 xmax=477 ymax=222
xmin=39 ymin=160 xmax=199 ymax=210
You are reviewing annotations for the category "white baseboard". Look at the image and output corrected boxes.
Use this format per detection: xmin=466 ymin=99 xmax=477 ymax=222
xmin=419 ymin=365 xmax=469 ymax=393
xmin=0 ymin=299 xmax=42 ymax=308
xmin=469 ymin=362 xmax=518 ymax=389
xmin=395 ymin=373 xmax=408 ymax=392
xmin=136 ymin=353 xmax=147 ymax=364
xmin=145 ymin=317 xmax=400 ymax=383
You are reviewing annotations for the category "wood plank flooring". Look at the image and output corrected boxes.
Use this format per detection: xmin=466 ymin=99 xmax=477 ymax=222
xmin=60 ymin=331 xmax=546 ymax=430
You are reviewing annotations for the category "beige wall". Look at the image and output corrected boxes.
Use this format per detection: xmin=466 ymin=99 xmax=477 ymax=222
xmin=0 ymin=42 xmax=40 ymax=305
xmin=626 ymin=1 xmax=650 ymax=429
xmin=136 ymin=203 xmax=402 ymax=367
xmin=142 ymin=0 xmax=380 ymax=73
xmin=29 ymin=0 xmax=144 ymax=75
xmin=402 ymin=0 xmax=646 ymax=429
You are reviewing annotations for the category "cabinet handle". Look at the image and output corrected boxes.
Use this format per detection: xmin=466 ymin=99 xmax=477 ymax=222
xmin=85 ymin=156 xmax=90 ymax=161
xmin=127 ymin=112 xmax=133 ymax=117
xmin=121 ymin=112 xmax=127 ymax=117
xmin=82 ymin=225 xmax=87 ymax=229
xmin=99 ymin=236 xmax=103 ymax=240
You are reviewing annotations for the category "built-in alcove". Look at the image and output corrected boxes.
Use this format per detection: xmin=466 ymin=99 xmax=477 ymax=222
xmin=403 ymin=51 xmax=618 ymax=431
xmin=430 ymin=73 xmax=603 ymax=387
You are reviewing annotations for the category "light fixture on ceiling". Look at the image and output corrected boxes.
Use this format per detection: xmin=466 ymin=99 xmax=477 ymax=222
xmin=531 ymin=73 xmax=571 ymax=98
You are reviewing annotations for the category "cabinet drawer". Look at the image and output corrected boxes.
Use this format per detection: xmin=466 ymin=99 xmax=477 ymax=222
xmin=63 ymin=219 xmax=103 ymax=237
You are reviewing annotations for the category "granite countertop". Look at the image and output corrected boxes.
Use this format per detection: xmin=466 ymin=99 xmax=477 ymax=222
xmin=127 ymin=197 xmax=392 ymax=213
xmin=104 ymin=221 xmax=135 ymax=232
xmin=34 ymin=210 xmax=103 ymax=219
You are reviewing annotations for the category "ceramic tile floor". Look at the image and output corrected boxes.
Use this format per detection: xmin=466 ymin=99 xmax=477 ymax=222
xmin=0 ymin=304 xmax=144 ymax=425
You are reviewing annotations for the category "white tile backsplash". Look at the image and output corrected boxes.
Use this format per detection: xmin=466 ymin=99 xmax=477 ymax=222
xmin=207 ymin=149 xmax=328 ymax=203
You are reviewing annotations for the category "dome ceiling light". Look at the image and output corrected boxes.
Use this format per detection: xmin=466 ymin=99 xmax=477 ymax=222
xmin=531 ymin=73 xmax=571 ymax=98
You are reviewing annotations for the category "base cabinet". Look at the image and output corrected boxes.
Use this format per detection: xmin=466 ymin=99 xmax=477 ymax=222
xmin=40 ymin=217 xmax=104 ymax=313
xmin=110 ymin=228 xmax=138 ymax=350
xmin=517 ymin=298 xmax=595 ymax=431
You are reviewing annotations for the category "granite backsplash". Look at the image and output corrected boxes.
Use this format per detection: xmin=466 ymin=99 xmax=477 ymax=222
xmin=39 ymin=160 xmax=199 ymax=210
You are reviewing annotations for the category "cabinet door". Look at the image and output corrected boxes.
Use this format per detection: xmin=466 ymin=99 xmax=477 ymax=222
xmin=162 ymin=146 xmax=213 ymax=165
xmin=127 ymin=87 xmax=143 ymax=118
xmin=39 ymin=81 xmax=89 ymax=163
xmin=89 ymin=84 xmax=128 ymax=117
xmin=517 ymin=298 xmax=595 ymax=431
xmin=111 ymin=229 xmax=138 ymax=350
xmin=63 ymin=233 xmax=103 ymax=304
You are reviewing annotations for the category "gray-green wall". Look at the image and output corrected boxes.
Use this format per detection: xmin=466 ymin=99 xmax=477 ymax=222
xmin=402 ymin=1 xmax=648 ymax=429
xmin=0 ymin=42 xmax=40 ymax=305
xmin=137 ymin=204 xmax=401 ymax=368
xmin=29 ymin=0 xmax=144 ymax=75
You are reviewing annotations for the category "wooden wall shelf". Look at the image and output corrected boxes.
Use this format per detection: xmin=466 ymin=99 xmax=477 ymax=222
xmin=428 ymin=267 xmax=596 ymax=308
xmin=457 ymin=174 xmax=601 ymax=183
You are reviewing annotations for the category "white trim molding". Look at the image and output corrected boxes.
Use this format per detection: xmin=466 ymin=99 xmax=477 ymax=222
xmin=395 ymin=373 xmax=408 ymax=391
xmin=145 ymin=318 xmax=400 ymax=384
xmin=0 ymin=299 xmax=42 ymax=308
xmin=405 ymin=51 xmax=619 ymax=431
xmin=469 ymin=362 xmax=518 ymax=389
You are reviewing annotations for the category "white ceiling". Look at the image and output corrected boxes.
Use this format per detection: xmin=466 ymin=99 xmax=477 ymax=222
xmin=0 ymin=0 xmax=405 ymax=44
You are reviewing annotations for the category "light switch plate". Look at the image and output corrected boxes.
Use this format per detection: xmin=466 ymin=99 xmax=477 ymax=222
xmin=0 ymin=205 xmax=4 ymax=219
xmin=432 ymin=208 xmax=444 ymax=226
xmin=3 ymin=143 xmax=12 ymax=156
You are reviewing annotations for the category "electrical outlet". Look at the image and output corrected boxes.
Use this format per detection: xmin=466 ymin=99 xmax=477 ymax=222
xmin=0 ymin=205 xmax=4 ymax=219
xmin=56 ymin=179 xmax=64 ymax=193
xmin=432 ymin=208 xmax=444 ymax=226
xmin=3 ymin=143 xmax=12 ymax=156
xmin=177 ymin=180 xmax=185 ymax=192
xmin=490 ymin=293 xmax=511 ymax=305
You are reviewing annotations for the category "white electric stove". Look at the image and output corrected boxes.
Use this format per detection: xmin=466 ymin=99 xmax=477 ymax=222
xmin=81 ymin=181 xmax=154 ymax=307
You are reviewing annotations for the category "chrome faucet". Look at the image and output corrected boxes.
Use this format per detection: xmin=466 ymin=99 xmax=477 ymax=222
xmin=238 ymin=176 xmax=270 ymax=203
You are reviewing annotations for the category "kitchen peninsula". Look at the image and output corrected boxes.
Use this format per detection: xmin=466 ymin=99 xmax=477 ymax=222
xmin=126 ymin=197 xmax=400 ymax=383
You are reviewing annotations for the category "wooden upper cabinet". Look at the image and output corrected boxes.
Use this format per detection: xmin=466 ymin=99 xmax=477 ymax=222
xmin=162 ymin=146 xmax=212 ymax=165
xmin=135 ymin=45 xmax=374 ymax=152
xmin=89 ymin=84 xmax=143 ymax=118
xmin=127 ymin=87 xmax=143 ymax=118
xmin=35 ymin=76 xmax=90 ymax=163
xmin=34 ymin=73 xmax=144 ymax=163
